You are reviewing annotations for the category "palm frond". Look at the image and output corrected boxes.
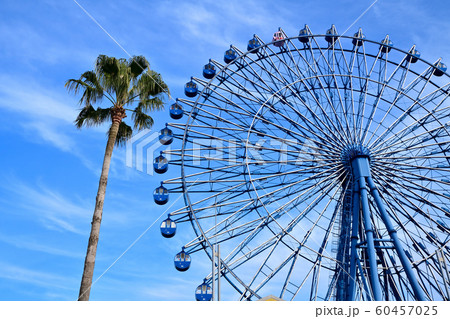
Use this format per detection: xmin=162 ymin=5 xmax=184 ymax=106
xmin=95 ymin=55 xmax=120 ymax=77
xmin=75 ymin=105 xmax=112 ymax=128
xmin=136 ymin=97 xmax=165 ymax=113
xmin=131 ymin=107 xmax=154 ymax=130
xmin=65 ymin=71 xmax=105 ymax=106
xmin=68 ymin=54 xmax=170 ymax=148
xmin=110 ymin=122 xmax=133 ymax=146
xmin=95 ymin=55 xmax=129 ymax=99
xmin=128 ymin=56 xmax=149 ymax=79
xmin=136 ymin=71 xmax=169 ymax=100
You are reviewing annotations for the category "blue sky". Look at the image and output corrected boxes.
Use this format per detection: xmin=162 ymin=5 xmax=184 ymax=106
xmin=0 ymin=0 xmax=450 ymax=301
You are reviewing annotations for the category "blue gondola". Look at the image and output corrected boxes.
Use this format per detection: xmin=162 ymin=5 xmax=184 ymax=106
xmin=159 ymin=124 xmax=173 ymax=145
xmin=352 ymin=29 xmax=365 ymax=46
xmin=298 ymin=26 xmax=309 ymax=43
xmin=153 ymin=152 xmax=168 ymax=174
xmin=247 ymin=36 xmax=260 ymax=53
xmin=272 ymin=30 xmax=285 ymax=47
xmin=185 ymin=79 xmax=198 ymax=97
xmin=406 ymin=48 xmax=420 ymax=63
xmin=325 ymin=25 xmax=338 ymax=44
xmin=380 ymin=37 xmax=393 ymax=53
xmin=154 ymin=182 xmax=169 ymax=205
xmin=195 ymin=280 xmax=213 ymax=301
xmin=203 ymin=62 xmax=216 ymax=79
xmin=224 ymin=47 xmax=237 ymax=64
xmin=169 ymin=102 xmax=183 ymax=119
xmin=160 ymin=216 xmax=176 ymax=238
xmin=174 ymin=249 xmax=191 ymax=272
xmin=433 ymin=61 xmax=447 ymax=77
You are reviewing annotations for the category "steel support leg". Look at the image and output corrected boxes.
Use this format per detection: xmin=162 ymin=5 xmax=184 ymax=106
xmin=348 ymin=181 xmax=360 ymax=300
xmin=366 ymin=176 xmax=427 ymax=301
xmin=352 ymin=156 xmax=382 ymax=300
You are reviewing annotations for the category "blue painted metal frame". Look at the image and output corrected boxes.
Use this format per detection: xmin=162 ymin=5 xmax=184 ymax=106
xmin=351 ymin=156 xmax=382 ymax=300
xmin=348 ymin=180 xmax=360 ymax=301
xmin=366 ymin=176 xmax=426 ymax=301
xmin=348 ymin=155 xmax=427 ymax=301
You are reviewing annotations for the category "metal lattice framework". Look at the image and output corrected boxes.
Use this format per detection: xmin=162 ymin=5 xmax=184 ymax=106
xmin=157 ymin=25 xmax=450 ymax=301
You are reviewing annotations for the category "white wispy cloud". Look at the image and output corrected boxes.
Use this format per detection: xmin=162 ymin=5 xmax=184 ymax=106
xmin=0 ymin=261 xmax=77 ymax=292
xmin=0 ymin=75 xmax=77 ymax=124
xmin=0 ymin=233 xmax=83 ymax=259
xmin=155 ymin=0 xmax=290 ymax=51
xmin=0 ymin=177 xmax=91 ymax=234
xmin=0 ymin=73 xmax=78 ymax=155
xmin=0 ymin=12 xmax=95 ymax=67
xmin=0 ymin=175 xmax=153 ymax=237
xmin=0 ymin=74 xmax=103 ymax=173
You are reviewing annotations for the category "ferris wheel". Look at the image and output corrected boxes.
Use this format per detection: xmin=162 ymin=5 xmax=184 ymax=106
xmin=154 ymin=25 xmax=450 ymax=301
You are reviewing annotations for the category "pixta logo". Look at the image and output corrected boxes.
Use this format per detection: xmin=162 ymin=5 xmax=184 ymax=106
xmin=126 ymin=129 xmax=170 ymax=176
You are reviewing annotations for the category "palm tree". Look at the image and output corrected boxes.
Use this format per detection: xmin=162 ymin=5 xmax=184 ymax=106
xmin=66 ymin=54 xmax=169 ymax=301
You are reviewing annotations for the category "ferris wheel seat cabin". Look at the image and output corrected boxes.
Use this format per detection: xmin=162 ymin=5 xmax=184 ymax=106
xmin=224 ymin=47 xmax=237 ymax=63
xmin=203 ymin=62 xmax=216 ymax=79
xmin=160 ymin=217 xmax=177 ymax=238
xmin=174 ymin=249 xmax=191 ymax=271
xmin=184 ymin=79 xmax=198 ymax=97
xmin=169 ymin=102 xmax=184 ymax=119
xmin=153 ymin=152 xmax=168 ymax=174
xmin=153 ymin=183 xmax=169 ymax=205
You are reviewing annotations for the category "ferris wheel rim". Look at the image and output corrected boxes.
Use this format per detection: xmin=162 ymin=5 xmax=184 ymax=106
xmin=162 ymin=26 xmax=450 ymax=301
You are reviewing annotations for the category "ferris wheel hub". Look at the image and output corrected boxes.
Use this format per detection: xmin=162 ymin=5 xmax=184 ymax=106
xmin=340 ymin=144 xmax=372 ymax=173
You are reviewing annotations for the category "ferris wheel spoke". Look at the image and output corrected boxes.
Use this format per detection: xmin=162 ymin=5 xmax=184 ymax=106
xmin=184 ymin=215 xmax=269 ymax=252
xmin=371 ymin=109 xmax=450 ymax=156
xmin=367 ymin=174 xmax=437 ymax=253
xmin=418 ymin=254 xmax=450 ymax=298
xmin=247 ymin=165 xmax=344 ymax=217
xmin=375 ymin=160 xmax=450 ymax=175
xmin=161 ymin=27 xmax=450 ymax=301
xmin=326 ymin=43 xmax=357 ymax=141
xmin=373 ymin=130 xmax=450 ymax=159
xmin=373 ymin=165 xmax=450 ymax=222
xmin=375 ymin=162 xmax=450 ymax=197
xmin=283 ymin=198 xmax=343 ymax=300
xmin=215 ymin=173 xmax=342 ymax=275
xmin=165 ymin=160 xmax=340 ymax=196
xmin=260 ymin=91 xmax=350 ymax=150
xmin=285 ymin=198 xmax=347 ymax=300
xmin=371 ymin=172 xmax=436 ymax=225
xmin=282 ymin=38 xmax=353 ymax=142
xmin=368 ymin=76 xmax=450 ymax=150
xmin=264 ymin=170 xmax=345 ymax=235
xmin=219 ymin=60 xmax=277 ymax=98
xmin=358 ymin=46 xmax=401 ymax=142
xmin=371 ymin=169 xmax=449 ymax=242
xmin=309 ymin=195 xmax=349 ymax=301
xmin=187 ymin=86 xmax=346 ymax=152
xmin=244 ymin=47 xmax=350 ymax=145
xmin=212 ymin=67 xmax=279 ymax=111
xmin=193 ymin=76 xmax=265 ymax=116
xmin=351 ymin=46 xmax=372 ymax=143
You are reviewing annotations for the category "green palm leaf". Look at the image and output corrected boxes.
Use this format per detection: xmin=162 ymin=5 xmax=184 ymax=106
xmin=110 ymin=121 xmax=132 ymax=146
xmin=67 ymin=54 xmax=169 ymax=300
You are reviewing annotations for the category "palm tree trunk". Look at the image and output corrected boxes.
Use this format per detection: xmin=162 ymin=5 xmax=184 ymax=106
xmin=78 ymin=117 xmax=121 ymax=301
